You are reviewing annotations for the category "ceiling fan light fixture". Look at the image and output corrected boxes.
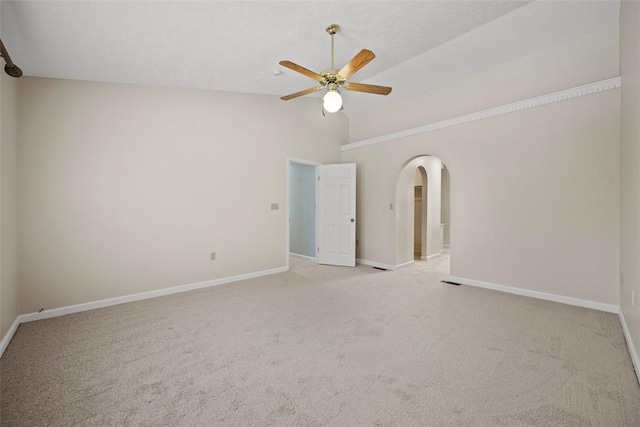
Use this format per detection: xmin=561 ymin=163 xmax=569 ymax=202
xmin=278 ymin=24 xmax=391 ymax=107
xmin=323 ymin=89 xmax=342 ymax=113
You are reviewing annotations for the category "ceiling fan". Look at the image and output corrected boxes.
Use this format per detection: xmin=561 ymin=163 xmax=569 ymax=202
xmin=279 ymin=24 xmax=392 ymax=113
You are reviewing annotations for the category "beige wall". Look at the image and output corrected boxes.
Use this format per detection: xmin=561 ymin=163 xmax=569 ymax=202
xmin=1 ymin=72 xmax=20 ymax=338
xmin=343 ymin=25 xmax=620 ymax=305
xmin=18 ymin=78 xmax=346 ymax=313
xmin=619 ymin=1 xmax=640 ymax=369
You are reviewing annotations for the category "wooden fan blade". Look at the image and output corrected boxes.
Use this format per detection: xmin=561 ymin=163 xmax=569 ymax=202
xmin=279 ymin=60 xmax=325 ymax=82
xmin=345 ymin=82 xmax=392 ymax=96
xmin=280 ymin=86 xmax=323 ymax=100
xmin=339 ymin=49 xmax=375 ymax=79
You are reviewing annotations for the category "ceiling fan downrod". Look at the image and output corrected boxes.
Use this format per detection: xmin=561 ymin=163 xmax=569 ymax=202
xmin=326 ymin=24 xmax=339 ymax=70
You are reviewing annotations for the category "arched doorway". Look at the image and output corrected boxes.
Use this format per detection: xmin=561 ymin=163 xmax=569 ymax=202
xmin=395 ymin=155 xmax=450 ymax=269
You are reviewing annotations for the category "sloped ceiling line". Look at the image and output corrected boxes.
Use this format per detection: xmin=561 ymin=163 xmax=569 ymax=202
xmin=0 ymin=1 xmax=620 ymax=116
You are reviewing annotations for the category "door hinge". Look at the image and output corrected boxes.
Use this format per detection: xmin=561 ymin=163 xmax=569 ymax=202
xmin=318 ymin=176 xmax=320 ymax=181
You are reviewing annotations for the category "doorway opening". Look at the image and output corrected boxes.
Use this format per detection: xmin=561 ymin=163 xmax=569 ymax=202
xmin=286 ymin=159 xmax=357 ymax=270
xmin=287 ymin=159 xmax=319 ymax=268
xmin=414 ymin=167 xmax=427 ymax=260
xmin=442 ymin=165 xmax=450 ymax=250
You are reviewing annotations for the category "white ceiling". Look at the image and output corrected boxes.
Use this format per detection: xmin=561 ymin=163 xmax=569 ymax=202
xmin=0 ymin=1 xmax=621 ymax=116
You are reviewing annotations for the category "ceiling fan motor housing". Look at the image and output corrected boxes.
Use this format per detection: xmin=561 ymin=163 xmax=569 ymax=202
xmin=320 ymin=69 xmax=345 ymax=87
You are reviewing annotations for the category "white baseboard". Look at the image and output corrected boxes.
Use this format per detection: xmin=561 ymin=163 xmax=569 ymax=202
xmin=618 ymin=309 xmax=640 ymax=384
xmin=0 ymin=266 xmax=288 ymax=358
xmin=0 ymin=316 xmax=21 ymax=358
xmin=357 ymin=258 xmax=395 ymax=270
xmin=289 ymin=253 xmax=316 ymax=262
xmin=448 ymin=276 xmax=619 ymax=314
xmin=422 ymin=252 xmax=442 ymax=260
xmin=357 ymin=259 xmax=414 ymax=271
xmin=443 ymin=244 xmax=451 ymax=248
xmin=395 ymin=260 xmax=415 ymax=271
xmin=21 ymin=266 xmax=289 ymax=324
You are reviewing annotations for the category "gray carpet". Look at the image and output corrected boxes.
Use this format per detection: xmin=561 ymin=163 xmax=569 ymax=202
xmin=2 ymin=253 xmax=639 ymax=426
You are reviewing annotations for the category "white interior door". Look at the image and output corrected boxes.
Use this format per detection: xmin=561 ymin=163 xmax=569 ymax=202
xmin=318 ymin=163 xmax=356 ymax=267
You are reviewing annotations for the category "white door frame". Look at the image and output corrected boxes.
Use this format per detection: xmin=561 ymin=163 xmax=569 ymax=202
xmin=286 ymin=158 xmax=320 ymax=270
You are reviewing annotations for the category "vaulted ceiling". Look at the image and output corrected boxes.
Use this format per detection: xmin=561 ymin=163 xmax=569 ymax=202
xmin=0 ymin=1 xmax=620 ymax=116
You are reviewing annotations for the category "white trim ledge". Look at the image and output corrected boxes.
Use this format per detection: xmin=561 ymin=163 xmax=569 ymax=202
xmin=289 ymin=253 xmax=316 ymax=262
xmin=449 ymin=276 xmax=619 ymax=314
xmin=395 ymin=260 xmax=415 ymax=271
xmin=423 ymin=252 xmax=442 ymax=260
xmin=618 ymin=309 xmax=640 ymax=384
xmin=0 ymin=316 xmax=21 ymax=358
xmin=342 ymin=76 xmax=621 ymax=152
xmin=1 ymin=266 xmax=288 ymax=358
xmin=357 ymin=259 xmax=414 ymax=271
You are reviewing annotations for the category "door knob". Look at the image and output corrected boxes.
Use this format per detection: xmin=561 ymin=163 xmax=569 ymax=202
xmin=351 ymin=218 xmax=355 ymax=222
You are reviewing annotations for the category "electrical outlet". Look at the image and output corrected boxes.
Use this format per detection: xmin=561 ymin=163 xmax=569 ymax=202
xmin=271 ymin=203 xmax=279 ymax=210
xmin=210 ymin=252 xmax=216 ymax=261
xmin=389 ymin=203 xmax=393 ymax=210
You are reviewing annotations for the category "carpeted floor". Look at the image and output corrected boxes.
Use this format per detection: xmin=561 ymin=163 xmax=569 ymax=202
xmin=1 ymin=253 xmax=639 ymax=426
